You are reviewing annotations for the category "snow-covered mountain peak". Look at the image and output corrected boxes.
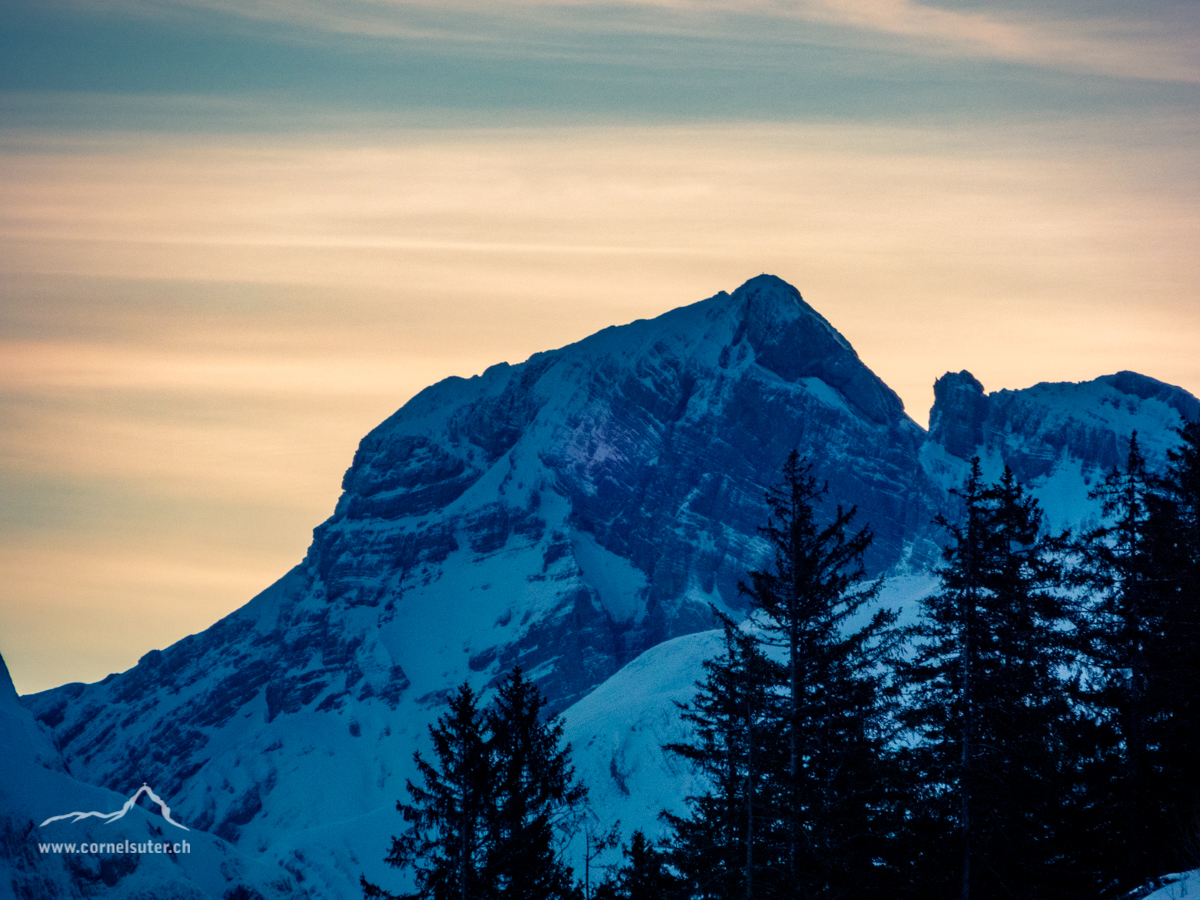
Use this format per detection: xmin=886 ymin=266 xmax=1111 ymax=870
xmin=1097 ymin=371 xmax=1200 ymax=424
xmin=721 ymin=274 xmax=907 ymax=426
xmin=729 ymin=273 xmax=845 ymax=346
xmin=16 ymin=275 xmax=1198 ymax=899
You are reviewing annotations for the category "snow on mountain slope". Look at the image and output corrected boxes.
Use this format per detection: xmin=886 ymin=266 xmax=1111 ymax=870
xmin=0 ymin=653 xmax=310 ymax=900
xmin=18 ymin=275 xmax=944 ymax=870
xmin=1142 ymin=870 xmax=1200 ymax=900
xmin=13 ymin=275 xmax=1198 ymax=898
xmin=924 ymin=369 xmax=1198 ymax=534
xmin=561 ymin=629 xmax=722 ymax=843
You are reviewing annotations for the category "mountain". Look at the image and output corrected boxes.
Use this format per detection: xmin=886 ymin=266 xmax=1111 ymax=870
xmin=0 ymin=654 xmax=311 ymax=900
xmin=12 ymin=274 xmax=1198 ymax=897
xmin=309 ymin=272 xmax=939 ymax=709
xmin=924 ymin=368 xmax=1199 ymax=532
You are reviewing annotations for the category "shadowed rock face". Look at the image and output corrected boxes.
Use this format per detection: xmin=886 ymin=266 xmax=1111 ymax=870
xmin=930 ymin=371 xmax=988 ymax=460
xmin=18 ymin=276 xmax=1196 ymax=887
xmin=927 ymin=368 xmax=1198 ymax=486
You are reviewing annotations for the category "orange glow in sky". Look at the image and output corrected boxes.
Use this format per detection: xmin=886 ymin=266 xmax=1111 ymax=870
xmin=2 ymin=0 xmax=1198 ymax=693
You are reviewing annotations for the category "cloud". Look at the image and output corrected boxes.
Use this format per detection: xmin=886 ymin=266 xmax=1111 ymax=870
xmin=795 ymin=0 xmax=1200 ymax=82
xmin=4 ymin=118 xmax=1197 ymax=415
xmin=65 ymin=0 xmax=1200 ymax=83
xmin=2 ymin=117 xmax=1197 ymax=694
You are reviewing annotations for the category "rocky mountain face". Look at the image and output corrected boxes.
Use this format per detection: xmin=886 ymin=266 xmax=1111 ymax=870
xmin=311 ymin=273 xmax=939 ymax=708
xmin=925 ymin=368 xmax=1198 ymax=532
xmin=13 ymin=274 xmax=1198 ymax=898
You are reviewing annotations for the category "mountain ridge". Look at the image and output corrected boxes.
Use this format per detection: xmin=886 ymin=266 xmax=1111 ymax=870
xmin=12 ymin=274 xmax=1198 ymax=898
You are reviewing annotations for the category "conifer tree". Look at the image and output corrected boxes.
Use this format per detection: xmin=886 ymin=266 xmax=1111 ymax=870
xmin=902 ymin=460 xmax=1077 ymax=900
xmin=664 ymin=619 xmax=787 ymax=900
xmin=595 ymin=830 xmax=682 ymax=900
xmin=739 ymin=450 xmax=900 ymax=897
xmin=365 ymin=669 xmax=586 ymax=900
xmin=363 ymin=683 xmax=490 ymax=900
xmin=1074 ymin=435 xmax=1158 ymax=885
xmin=666 ymin=452 xmax=901 ymax=898
xmin=1149 ymin=422 xmax=1200 ymax=861
xmin=1076 ymin=427 xmax=1200 ymax=884
xmin=485 ymin=667 xmax=587 ymax=900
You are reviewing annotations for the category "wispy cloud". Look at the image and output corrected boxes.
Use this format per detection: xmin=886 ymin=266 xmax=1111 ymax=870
xmin=795 ymin=0 xmax=1200 ymax=82
xmin=2 ymin=117 xmax=1197 ymax=694
xmin=69 ymin=0 xmax=1200 ymax=82
xmin=4 ymin=120 xmax=1197 ymax=412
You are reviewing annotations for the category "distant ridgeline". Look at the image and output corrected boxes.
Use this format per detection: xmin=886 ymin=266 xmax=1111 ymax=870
xmin=7 ymin=275 xmax=1197 ymax=899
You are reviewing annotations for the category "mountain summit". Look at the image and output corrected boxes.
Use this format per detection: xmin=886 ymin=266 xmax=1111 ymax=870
xmin=20 ymin=275 xmax=941 ymax=866
xmin=731 ymin=274 xmax=906 ymax=425
xmin=17 ymin=275 xmax=1196 ymax=898
xmin=312 ymin=272 xmax=935 ymax=706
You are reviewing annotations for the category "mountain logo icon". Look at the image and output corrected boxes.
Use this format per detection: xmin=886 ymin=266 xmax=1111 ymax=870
xmin=40 ymin=783 xmax=190 ymax=831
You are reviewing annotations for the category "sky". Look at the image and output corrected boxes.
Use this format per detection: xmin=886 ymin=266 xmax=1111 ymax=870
xmin=1 ymin=0 xmax=1198 ymax=695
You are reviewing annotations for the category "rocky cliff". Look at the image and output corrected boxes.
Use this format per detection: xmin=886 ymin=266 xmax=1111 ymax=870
xmin=14 ymin=275 xmax=1197 ymax=897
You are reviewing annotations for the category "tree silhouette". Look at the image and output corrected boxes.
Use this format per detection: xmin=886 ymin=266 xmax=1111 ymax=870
xmin=902 ymin=461 xmax=1077 ymax=900
xmin=364 ymin=668 xmax=586 ymax=900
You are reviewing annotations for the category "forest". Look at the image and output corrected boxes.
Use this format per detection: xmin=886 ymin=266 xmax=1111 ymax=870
xmin=364 ymin=421 xmax=1200 ymax=900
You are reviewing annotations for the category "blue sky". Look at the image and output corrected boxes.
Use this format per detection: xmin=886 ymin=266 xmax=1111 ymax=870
xmin=5 ymin=0 xmax=1199 ymax=125
xmin=2 ymin=0 xmax=1198 ymax=693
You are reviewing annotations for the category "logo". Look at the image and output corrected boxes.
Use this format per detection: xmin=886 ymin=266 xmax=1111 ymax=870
xmin=40 ymin=783 xmax=190 ymax=831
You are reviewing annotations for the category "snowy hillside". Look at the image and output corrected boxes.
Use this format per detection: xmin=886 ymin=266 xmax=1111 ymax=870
xmin=0 ymin=654 xmax=310 ymax=900
xmin=558 ymin=571 xmax=941 ymax=851
xmin=11 ymin=274 xmax=1198 ymax=899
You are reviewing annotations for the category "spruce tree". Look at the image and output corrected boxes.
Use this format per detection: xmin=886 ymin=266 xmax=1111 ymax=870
xmin=739 ymin=450 xmax=900 ymax=897
xmin=664 ymin=618 xmax=787 ymax=900
xmin=1074 ymin=434 xmax=1158 ymax=886
xmin=666 ymin=451 xmax=901 ymax=898
xmin=1076 ymin=426 xmax=1200 ymax=885
xmin=902 ymin=460 xmax=1077 ymax=900
xmin=595 ymin=830 xmax=682 ymax=900
xmin=1150 ymin=421 xmax=1200 ymax=865
xmin=365 ymin=669 xmax=586 ymax=900
xmin=363 ymin=683 xmax=490 ymax=900
xmin=485 ymin=667 xmax=587 ymax=900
